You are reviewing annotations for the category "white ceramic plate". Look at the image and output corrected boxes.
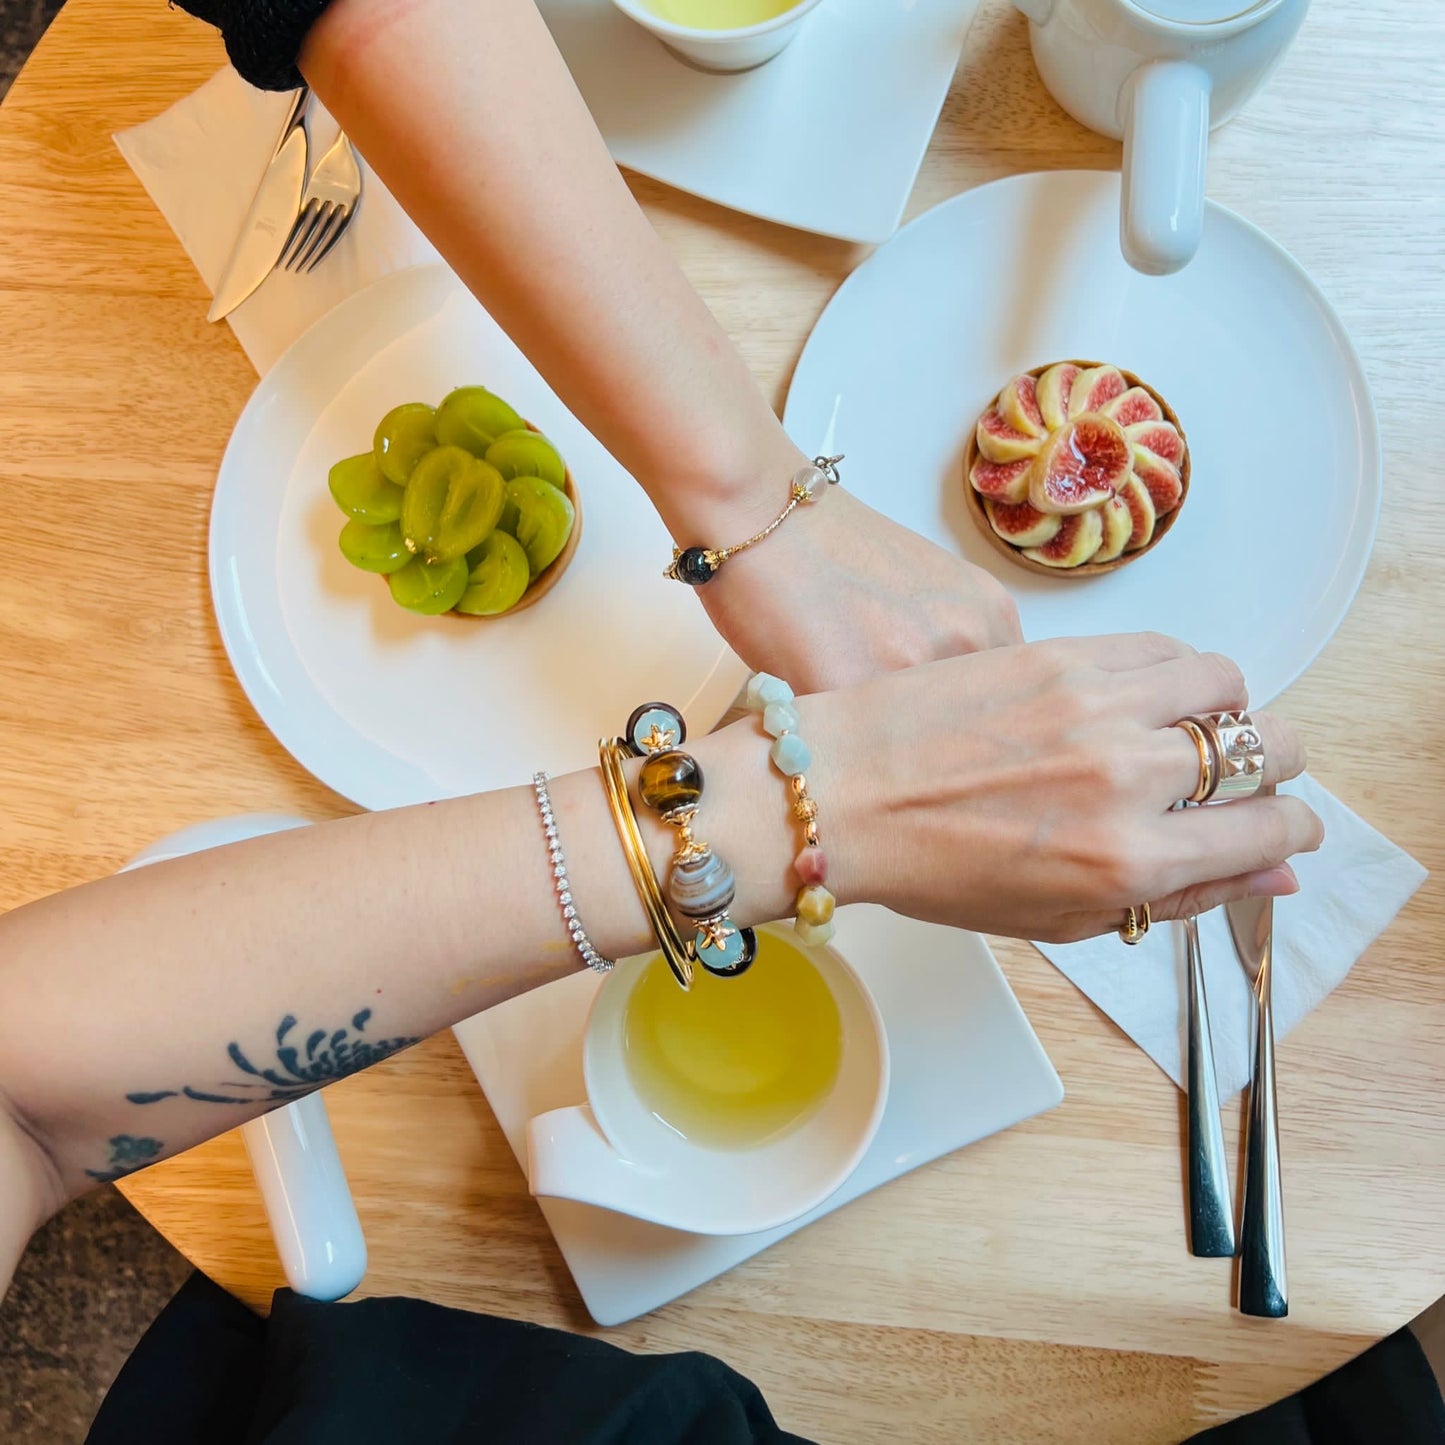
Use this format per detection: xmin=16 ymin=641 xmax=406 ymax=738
xmin=210 ymin=264 xmax=744 ymax=810
xmin=536 ymin=0 xmax=980 ymax=244
xmin=454 ymin=905 xmax=1063 ymax=1326
xmin=783 ymin=171 xmax=1382 ymax=705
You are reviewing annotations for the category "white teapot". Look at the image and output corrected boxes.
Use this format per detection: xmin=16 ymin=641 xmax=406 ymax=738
xmin=1014 ymin=0 xmax=1309 ymax=274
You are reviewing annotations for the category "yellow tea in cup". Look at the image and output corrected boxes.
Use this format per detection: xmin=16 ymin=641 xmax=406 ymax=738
xmin=643 ymin=0 xmax=800 ymax=28
xmin=623 ymin=930 xmax=843 ymax=1150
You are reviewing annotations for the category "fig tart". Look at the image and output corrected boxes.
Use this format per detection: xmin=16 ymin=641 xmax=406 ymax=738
xmin=964 ymin=361 xmax=1189 ymax=574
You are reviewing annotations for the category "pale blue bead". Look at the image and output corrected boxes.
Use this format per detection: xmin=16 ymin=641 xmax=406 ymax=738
xmin=770 ymin=732 xmax=812 ymax=776
xmin=762 ymin=701 xmax=799 ymax=739
xmin=745 ymin=672 xmax=794 ymax=712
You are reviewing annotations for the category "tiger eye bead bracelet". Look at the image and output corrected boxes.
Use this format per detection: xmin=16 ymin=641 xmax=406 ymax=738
xmin=625 ymin=701 xmax=756 ymax=977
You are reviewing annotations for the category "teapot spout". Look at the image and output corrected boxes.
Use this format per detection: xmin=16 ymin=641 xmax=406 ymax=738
xmin=527 ymin=1105 xmax=673 ymax=1224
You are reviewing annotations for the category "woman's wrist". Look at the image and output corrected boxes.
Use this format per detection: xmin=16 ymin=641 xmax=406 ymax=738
xmin=548 ymin=685 xmax=876 ymax=971
xmin=641 ymin=418 xmax=811 ymax=547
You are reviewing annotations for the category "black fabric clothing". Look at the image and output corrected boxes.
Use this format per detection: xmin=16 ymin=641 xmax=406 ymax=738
xmin=86 ymin=1271 xmax=810 ymax=1445
xmin=172 ymin=0 xmax=330 ymax=91
xmin=1186 ymin=1324 xmax=1445 ymax=1445
xmin=86 ymin=1271 xmax=1445 ymax=1445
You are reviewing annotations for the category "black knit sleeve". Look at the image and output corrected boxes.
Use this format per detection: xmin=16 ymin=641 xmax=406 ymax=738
xmin=171 ymin=0 xmax=335 ymax=92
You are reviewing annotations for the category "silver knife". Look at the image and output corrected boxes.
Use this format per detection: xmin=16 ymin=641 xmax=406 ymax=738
xmin=1183 ymin=914 xmax=1236 ymax=1257
xmin=1226 ymin=893 xmax=1288 ymax=1317
xmin=207 ymin=89 xmax=310 ymax=323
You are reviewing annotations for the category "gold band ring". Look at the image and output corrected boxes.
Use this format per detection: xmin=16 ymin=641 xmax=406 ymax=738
xmin=1118 ymin=901 xmax=1152 ymax=945
xmin=1173 ymin=718 xmax=1219 ymax=804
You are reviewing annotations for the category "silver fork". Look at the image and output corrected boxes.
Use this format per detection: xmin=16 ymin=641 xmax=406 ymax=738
xmin=279 ymin=124 xmax=362 ymax=275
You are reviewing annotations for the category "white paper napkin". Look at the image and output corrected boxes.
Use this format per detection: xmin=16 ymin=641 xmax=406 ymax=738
xmin=1036 ymin=773 xmax=1426 ymax=1098
xmin=115 ymin=67 xmax=438 ymax=375
xmin=117 ymin=74 xmax=1427 ymax=1103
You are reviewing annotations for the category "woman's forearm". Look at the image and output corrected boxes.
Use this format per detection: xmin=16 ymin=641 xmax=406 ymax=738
xmin=301 ymin=0 xmax=804 ymax=543
xmin=0 ymin=716 xmax=843 ymax=1209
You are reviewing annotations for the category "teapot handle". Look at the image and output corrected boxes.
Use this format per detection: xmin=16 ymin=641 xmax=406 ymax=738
xmin=1121 ymin=60 xmax=1211 ymax=275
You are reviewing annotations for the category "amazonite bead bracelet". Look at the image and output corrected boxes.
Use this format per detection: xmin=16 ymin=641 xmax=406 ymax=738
xmin=746 ymin=673 xmax=836 ymax=948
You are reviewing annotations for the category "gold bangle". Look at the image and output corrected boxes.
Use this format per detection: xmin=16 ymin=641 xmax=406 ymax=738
xmin=598 ymin=738 xmax=694 ymax=990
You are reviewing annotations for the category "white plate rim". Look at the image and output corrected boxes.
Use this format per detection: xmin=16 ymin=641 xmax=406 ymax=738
xmin=209 ymin=263 xmax=745 ymax=809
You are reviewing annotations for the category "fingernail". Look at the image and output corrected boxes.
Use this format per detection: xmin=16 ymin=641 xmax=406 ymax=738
xmin=1248 ymin=865 xmax=1298 ymax=898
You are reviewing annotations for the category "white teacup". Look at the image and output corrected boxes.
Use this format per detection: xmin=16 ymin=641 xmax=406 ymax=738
xmin=526 ymin=924 xmax=889 ymax=1235
xmin=608 ymin=0 xmax=825 ymax=73
xmin=1015 ymin=0 xmax=1310 ymax=274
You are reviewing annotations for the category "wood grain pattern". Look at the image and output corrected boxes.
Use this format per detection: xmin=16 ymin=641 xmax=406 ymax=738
xmin=0 ymin=0 xmax=1440 ymax=1438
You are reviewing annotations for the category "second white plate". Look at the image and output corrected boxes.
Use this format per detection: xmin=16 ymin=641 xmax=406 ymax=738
xmin=784 ymin=171 xmax=1382 ymax=705
xmin=210 ymin=264 xmax=744 ymax=810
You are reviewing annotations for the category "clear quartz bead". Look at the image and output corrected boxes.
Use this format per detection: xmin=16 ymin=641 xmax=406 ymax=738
xmin=793 ymin=464 xmax=829 ymax=499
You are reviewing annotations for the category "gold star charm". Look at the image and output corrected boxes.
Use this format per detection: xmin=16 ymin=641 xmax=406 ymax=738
xmin=640 ymin=722 xmax=677 ymax=753
xmin=697 ymin=917 xmax=736 ymax=952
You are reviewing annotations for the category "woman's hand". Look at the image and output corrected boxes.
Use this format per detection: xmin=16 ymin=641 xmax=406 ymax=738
xmin=699 ymin=489 xmax=1023 ymax=690
xmin=807 ymin=631 xmax=1322 ymax=942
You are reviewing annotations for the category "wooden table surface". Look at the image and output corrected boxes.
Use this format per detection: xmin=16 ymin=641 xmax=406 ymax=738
xmin=1 ymin=0 xmax=1441 ymax=1438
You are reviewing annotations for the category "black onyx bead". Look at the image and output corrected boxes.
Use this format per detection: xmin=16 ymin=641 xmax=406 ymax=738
xmin=624 ymin=701 xmax=687 ymax=758
xmin=673 ymin=547 xmax=716 ymax=586
xmin=638 ymin=749 xmax=704 ymax=816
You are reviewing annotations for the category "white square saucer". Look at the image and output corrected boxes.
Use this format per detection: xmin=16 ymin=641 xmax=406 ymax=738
xmin=454 ymin=904 xmax=1063 ymax=1326
xmin=535 ymin=0 xmax=982 ymax=243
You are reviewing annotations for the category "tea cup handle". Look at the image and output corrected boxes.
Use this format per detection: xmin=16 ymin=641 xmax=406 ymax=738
xmin=240 ymin=1092 xmax=368 ymax=1301
xmin=1121 ymin=60 xmax=1211 ymax=275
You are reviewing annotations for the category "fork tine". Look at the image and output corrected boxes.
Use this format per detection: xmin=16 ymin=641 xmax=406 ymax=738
xmin=302 ymin=203 xmax=356 ymax=273
xmin=279 ymin=201 xmax=324 ymax=271
xmin=291 ymin=202 xmax=338 ymax=272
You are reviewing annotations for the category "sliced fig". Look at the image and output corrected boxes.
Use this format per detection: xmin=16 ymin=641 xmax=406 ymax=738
xmin=1117 ymin=474 xmax=1157 ymax=552
xmin=1035 ymin=362 xmax=1078 ymax=430
xmin=999 ymin=373 xmax=1046 ymax=437
xmin=1027 ymin=413 xmax=1131 ymax=515
xmin=1093 ymin=494 xmax=1133 ymax=564
xmin=1100 ymin=386 xmax=1163 ymax=428
xmin=1129 ymin=445 xmax=1184 ymax=514
xmin=1124 ymin=419 xmax=1186 ymax=468
xmin=1067 ymin=365 xmax=1127 ymax=419
xmin=969 ymin=453 xmax=1031 ymax=503
xmin=975 ymin=408 xmax=1043 ymax=464
xmin=984 ymin=497 xmax=1062 ymax=548
xmin=1022 ymin=509 xmax=1104 ymax=569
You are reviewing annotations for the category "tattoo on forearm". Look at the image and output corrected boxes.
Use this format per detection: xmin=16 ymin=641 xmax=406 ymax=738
xmin=87 ymin=1134 xmax=163 ymax=1182
xmin=125 ymin=1009 xmax=419 ymax=1107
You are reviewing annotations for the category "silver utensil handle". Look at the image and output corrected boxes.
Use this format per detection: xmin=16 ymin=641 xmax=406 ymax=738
xmin=1185 ymin=918 xmax=1236 ymax=1257
xmin=1239 ymin=991 xmax=1287 ymax=1316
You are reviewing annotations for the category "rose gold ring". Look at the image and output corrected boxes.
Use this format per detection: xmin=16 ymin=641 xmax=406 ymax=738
xmin=1173 ymin=718 xmax=1219 ymax=804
